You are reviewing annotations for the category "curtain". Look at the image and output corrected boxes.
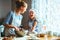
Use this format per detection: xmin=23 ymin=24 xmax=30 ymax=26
xmin=32 ymin=0 xmax=60 ymax=34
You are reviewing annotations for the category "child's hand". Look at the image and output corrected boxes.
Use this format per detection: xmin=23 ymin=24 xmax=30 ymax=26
xmin=27 ymin=32 xmax=29 ymax=35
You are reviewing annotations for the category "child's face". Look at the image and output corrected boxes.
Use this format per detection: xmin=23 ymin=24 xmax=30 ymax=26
xmin=29 ymin=11 xmax=35 ymax=19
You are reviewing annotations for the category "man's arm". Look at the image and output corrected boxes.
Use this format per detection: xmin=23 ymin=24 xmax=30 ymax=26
xmin=3 ymin=11 xmax=19 ymax=31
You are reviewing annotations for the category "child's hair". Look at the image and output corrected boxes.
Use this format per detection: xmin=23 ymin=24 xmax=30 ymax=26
xmin=29 ymin=9 xmax=36 ymax=14
xmin=15 ymin=1 xmax=27 ymax=9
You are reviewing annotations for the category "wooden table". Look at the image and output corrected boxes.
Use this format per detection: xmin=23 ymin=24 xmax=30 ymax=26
xmin=27 ymin=34 xmax=60 ymax=40
xmin=0 ymin=36 xmax=60 ymax=40
xmin=38 ymin=36 xmax=60 ymax=40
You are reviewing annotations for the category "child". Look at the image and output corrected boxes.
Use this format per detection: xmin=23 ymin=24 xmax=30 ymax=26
xmin=27 ymin=9 xmax=38 ymax=34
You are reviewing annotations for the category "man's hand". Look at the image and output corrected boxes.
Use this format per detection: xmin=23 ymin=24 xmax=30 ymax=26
xmin=14 ymin=27 xmax=20 ymax=31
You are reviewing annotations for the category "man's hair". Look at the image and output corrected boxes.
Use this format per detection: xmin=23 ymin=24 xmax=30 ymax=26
xmin=16 ymin=1 xmax=27 ymax=9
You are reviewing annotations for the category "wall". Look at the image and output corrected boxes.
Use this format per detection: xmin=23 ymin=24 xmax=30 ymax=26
xmin=0 ymin=0 xmax=11 ymax=18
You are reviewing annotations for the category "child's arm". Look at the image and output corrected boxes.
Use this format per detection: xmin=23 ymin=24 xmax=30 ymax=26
xmin=31 ymin=21 xmax=37 ymax=32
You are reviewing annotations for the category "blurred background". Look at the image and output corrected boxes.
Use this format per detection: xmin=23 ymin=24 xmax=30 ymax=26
xmin=0 ymin=0 xmax=60 ymax=36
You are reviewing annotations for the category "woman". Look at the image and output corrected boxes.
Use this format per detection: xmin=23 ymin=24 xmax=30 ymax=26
xmin=27 ymin=9 xmax=38 ymax=34
xmin=3 ymin=1 xmax=27 ymax=37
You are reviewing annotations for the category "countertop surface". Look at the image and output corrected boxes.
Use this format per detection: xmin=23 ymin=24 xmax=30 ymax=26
xmin=0 ymin=35 xmax=60 ymax=40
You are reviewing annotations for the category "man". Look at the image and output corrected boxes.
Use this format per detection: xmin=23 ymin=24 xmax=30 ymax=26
xmin=3 ymin=1 xmax=27 ymax=37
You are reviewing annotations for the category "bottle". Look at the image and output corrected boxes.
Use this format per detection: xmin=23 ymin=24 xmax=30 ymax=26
xmin=44 ymin=35 xmax=48 ymax=40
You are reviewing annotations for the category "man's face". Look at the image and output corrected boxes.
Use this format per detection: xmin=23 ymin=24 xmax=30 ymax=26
xmin=20 ymin=6 xmax=27 ymax=14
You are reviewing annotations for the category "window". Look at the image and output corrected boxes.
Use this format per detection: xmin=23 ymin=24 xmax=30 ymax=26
xmin=32 ymin=0 xmax=60 ymax=34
